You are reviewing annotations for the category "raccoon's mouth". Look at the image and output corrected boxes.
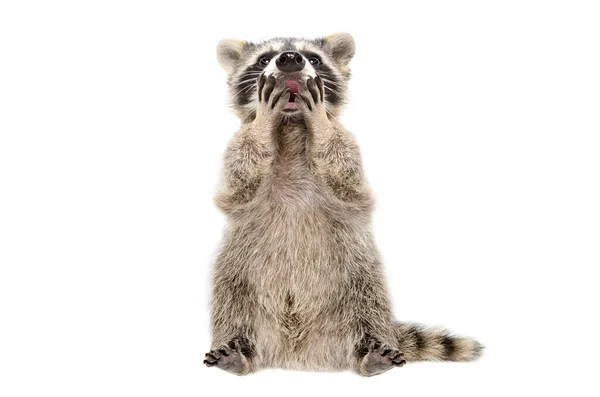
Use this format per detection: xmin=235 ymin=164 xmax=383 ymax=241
xmin=284 ymin=80 xmax=299 ymax=110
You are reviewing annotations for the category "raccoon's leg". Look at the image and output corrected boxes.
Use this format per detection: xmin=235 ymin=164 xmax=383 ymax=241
xmin=205 ymin=262 xmax=257 ymax=375
xmin=214 ymin=74 xmax=291 ymax=214
xmin=333 ymin=247 xmax=405 ymax=376
xmin=350 ymin=287 xmax=406 ymax=376
xmin=296 ymin=77 xmax=373 ymax=212
xmin=204 ymin=338 xmax=253 ymax=376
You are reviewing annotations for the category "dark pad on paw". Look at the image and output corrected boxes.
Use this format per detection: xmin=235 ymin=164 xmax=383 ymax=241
xmin=360 ymin=346 xmax=405 ymax=376
xmin=203 ymin=340 xmax=249 ymax=375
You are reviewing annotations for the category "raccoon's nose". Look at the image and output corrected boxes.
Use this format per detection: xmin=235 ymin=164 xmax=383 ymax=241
xmin=276 ymin=52 xmax=305 ymax=72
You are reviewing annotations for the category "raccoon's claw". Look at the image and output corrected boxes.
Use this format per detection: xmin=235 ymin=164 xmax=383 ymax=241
xmin=255 ymin=74 xmax=291 ymax=125
xmin=257 ymin=74 xmax=276 ymax=103
xmin=296 ymin=76 xmax=329 ymax=126
xmin=359 ymin=344 xmax=406 ymax=377
xmin=296 ymin=76 xmax=330 ymax=127
xmin=203 ymin=340 xmax=250 ymax=376
xmin=307 ymin=75 xmax=324 ymax=103
xmin=269 ymin=78 xmax=291 ymax=110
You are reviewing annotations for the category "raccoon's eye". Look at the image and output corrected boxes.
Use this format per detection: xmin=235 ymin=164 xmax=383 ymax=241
xmin=308 ymin=57 xmax=320 ymax=66
xmin=258 ymin=57 xmax=271 ymax=67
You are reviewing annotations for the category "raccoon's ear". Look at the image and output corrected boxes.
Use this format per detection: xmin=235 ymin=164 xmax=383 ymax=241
xmin=323 ymin=33 xmax=355 ymax=65
xmin=216 ymin=39 xmax=247 ymax=74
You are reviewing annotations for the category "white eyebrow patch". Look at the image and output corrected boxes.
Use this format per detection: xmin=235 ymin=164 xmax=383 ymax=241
xmin=271 ymin=41 xmax=284 ymax=52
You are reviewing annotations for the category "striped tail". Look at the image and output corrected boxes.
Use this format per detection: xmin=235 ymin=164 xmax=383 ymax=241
xmin=394 ymin=322 xmax=483 ymax=362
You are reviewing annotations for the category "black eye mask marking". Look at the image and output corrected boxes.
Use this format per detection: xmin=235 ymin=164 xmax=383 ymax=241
xmin=230 ymin=46 xmax=345 ymax=108
xmin=233 ymin=51 xmax=276 ymax=107
xmin=255 ymin=51 xmax=277 ymax=67
xmin=294 ymin=51 xmax=343 ymax=106
xmin=301 ymin=51 xmax=322 ymax=66
xmin=313 ymin=62 xmax=342 ymax=106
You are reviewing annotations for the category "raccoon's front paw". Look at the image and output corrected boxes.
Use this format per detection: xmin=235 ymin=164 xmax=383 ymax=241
xmin=254 ymin=74 xmax=291 ymax=128
xmin=359 ymin=342 xmax=406 ymax=377
xmin=295 ymin=76 xmax=330 ymax=128
xmin=203 ymin=340 xmax=250 ymax=376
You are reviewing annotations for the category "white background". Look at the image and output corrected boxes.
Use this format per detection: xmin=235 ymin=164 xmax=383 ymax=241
xmin=1 ymin=1 xmax=599 ymax=396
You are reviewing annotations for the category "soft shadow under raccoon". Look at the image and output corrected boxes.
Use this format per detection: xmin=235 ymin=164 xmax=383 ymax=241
xmin=204 ymin=33 xmax=483 ymax=376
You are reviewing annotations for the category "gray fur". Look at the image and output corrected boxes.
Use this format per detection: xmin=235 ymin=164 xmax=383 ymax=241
xmin=206 ymin=33 xmax=483 ymax=376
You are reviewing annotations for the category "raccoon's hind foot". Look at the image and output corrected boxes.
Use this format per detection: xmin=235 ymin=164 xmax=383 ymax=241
xmin=359 ymin=341 xmax=406 ymax=377
xmin=203 ymin=339 xmax=250 ymax=376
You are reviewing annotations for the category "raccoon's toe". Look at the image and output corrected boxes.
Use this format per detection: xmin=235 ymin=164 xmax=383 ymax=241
xmin=203 ymin=342 xmax=250 ymax=376
xmin=359 ymin=345 xmax=406 ymax=377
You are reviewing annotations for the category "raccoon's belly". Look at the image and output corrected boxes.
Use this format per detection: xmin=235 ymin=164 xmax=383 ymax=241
xmin=242 ymin=189 xmax=355 ymax=368
xmin=250 ymin=193 xmax=337 ymax=305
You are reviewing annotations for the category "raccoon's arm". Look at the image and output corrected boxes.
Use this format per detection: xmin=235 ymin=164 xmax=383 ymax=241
xmin=308 ymin=122 xmax=373 ymax=211
xmin=214 ymin=122 xmax=275 ymax=213
xmin=297 ymin=77 xmax=373 ymax=211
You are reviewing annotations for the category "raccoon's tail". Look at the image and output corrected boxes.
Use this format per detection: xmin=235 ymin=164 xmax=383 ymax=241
xmin=394 ymin=322 xmax=483 ymax=362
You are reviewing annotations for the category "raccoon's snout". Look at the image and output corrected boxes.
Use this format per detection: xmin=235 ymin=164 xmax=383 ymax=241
xmin=276 ymin=51 xmax=305 ymax=72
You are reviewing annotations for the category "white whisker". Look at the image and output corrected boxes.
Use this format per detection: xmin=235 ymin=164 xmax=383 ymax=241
xmin=235 ymin=78 xmax=260 ymax=87
xmin=317 ymin=72 xmax=339 ymax=79
xmin=231 ymin=83 xmax=257 ymax=97
xmin=321 ymin=78 xmax=344 ymax=89
xmin=238 ymin=71 xmax=263 ymax=77
xmin=323 ymin=85 xmax=343 ymax=97
xmin=242 ymin=84 xmax=256 ymax=93
xmin=323 ymin=81 xmax=344 ymax=90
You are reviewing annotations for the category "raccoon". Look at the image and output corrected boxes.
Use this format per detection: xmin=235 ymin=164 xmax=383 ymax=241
xmin=204 ymin=33 xmax=483 ymax=376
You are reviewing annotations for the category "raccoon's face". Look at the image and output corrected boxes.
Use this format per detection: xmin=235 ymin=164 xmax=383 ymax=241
xmin=216 ymin=33 xmax=355 ymax=123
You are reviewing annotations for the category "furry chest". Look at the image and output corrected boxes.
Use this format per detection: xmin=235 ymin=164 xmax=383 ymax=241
xmin=247 ymin=203 xmax=335 ymax=279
